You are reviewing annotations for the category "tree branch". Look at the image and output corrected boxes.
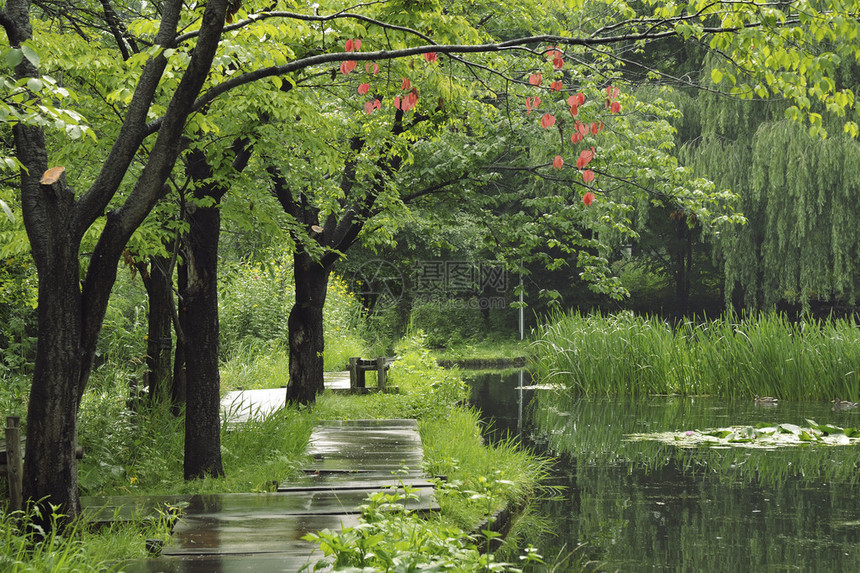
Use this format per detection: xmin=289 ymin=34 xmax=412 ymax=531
xmin=74 ymin=0 xmax=184 ymax=233
xmin=78 ymin=0 xmax=230 ymax=396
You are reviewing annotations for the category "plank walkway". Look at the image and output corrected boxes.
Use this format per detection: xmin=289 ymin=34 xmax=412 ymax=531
xmin=110 ymin=413 xmax=436 ymax=572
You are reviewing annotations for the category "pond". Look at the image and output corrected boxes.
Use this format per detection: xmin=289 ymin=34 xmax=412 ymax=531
xmin=465 ymin=370 xmax=860 ymax=571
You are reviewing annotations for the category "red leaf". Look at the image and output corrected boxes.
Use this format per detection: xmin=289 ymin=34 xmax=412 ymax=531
xmin=591 ymin=121 xmax=602 ymax=134
xmin=550 ymin=80 xmax=563 ymax=92
xmin=606 ymin=85 xmax=619 ymax=99
xmin=553 ymin=55 xmax=564 ymax=69
xmin=354 ymin=39 xmax=362 ymax=51
xmin=424 ymin=52 xmax=438 ymax=62
xmin=577 ymin=92 xmax=585 ymax=106
xmin=401 ymin=77 xmax=411 ymax=90
xmin=540 ymin=113 xmax=556 ymax=128
xmin=358 ymin=83 xmax=370 ymax=95
xmin=364 ymin=100 xmax=376 ymax=114
xmin=340 ymin=60 xmax=357 ymax=75
xmin=553 ymin=155 xmax=564 ymax=169
xmin=610 ymin=101 xmax=621 ymax=114
xmin=577 ymin=122 xmax=589 ymax=137
xmin=402 ymin=89 xmax=419 ymax=112
xmin=583 ymin=190 xmax=595 ymax=203
xmin=569 ymin=104 xmax=578 ymax=117
xmin=576 ymin=148 xmax=594 ymax=169
xmin=571 ymin=132 xmax=583 ymax=144
xmin=365 ymin=62 xmax=380 ymax=75
xmin=393 ymin=95 xmax=401 ymax=110
xmin=528 ymin=73 xmax=542 ymax=86
xmin=345 ymin=39 xmax=354 ymax=52
xmin=526 ymin=96 xmax=541 ymax=114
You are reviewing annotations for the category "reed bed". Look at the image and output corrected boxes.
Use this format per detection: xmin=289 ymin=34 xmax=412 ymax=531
xmin=530 ymin=311 xmax=860 ymax=400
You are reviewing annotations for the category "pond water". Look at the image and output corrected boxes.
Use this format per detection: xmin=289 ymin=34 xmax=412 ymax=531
xmin=465 ymin=370 xmax=860 ymax=572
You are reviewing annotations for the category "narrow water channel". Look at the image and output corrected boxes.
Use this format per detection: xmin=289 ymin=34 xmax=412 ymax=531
xmin=465 ymin=370 xmax=860 ymax=571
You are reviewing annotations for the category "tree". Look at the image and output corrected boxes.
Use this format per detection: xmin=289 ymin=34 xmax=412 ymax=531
xmin=3 ymin=0 xmax=860 ymax=524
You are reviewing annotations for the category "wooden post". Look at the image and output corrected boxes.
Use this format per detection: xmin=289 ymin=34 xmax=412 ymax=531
xmin=348 ymin=357 xmax=357 ymax=388
xmin=349 ymin=358 xmax=365 ymax=389
xmin=376 ymin=357 xmax=387 ymax=392
xmin=5 ymin=416 xmax=22 ymax=512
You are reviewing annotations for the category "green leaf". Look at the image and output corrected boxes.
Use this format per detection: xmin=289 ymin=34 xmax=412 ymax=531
xmin=21 ymin=44 xmax=40 ymax=67
xmin=710 ymin=69 xmax=724 ymax=85
xmin=3 ymin=48 xmax=23 ymax=68
xmin=0 ymin=199 xmax=14 ymax=223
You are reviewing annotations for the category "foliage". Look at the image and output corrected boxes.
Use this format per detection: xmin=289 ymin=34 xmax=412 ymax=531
xmin=0 ymin=372 xmax=28 ymax=421
xmin=0 ymin=505 xmax=104 ymax=572
xmin=303 ymin=483 xmax=545 ymax=572
xmin=0 ymin=251 xmax=37 ymax=375
xmin=219 ymin=257 xmax=369 ymax=370
xmin=91 ymin=267 xmax=149 ymax=388
xmin=728 ymin=121 xmax=860 ymax=310
xmin=530 ymin=311 xmax=860 ymax=399
xmin=430 ymin=338 xmax=527 ymax=363
xmin=388 ymin=330 xmax=469 ymax=409
xmin=218 ymin=257 xmax=294 ymax=358
xmin=409 ymin=299 xmax=517 ymax=349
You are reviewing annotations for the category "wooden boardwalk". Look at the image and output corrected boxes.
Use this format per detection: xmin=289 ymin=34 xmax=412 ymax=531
xmin=116 ymin=418 xmax=436 ymax=572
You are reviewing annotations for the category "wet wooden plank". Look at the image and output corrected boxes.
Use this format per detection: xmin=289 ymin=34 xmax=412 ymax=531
xmin=81 ymin=495 xmax=189 ymax=526
xmin=165 ymin=512 xmax=360 ymax=556
xmin=278 ymin=470 xmax=432 ymax=492
xmin=121 ymin=552 xmax=326 ymax=572
xmin=305 ymin=419 xmax=426 ymax=473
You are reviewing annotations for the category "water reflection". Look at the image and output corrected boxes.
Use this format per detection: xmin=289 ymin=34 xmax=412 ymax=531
xmin=465 ymin=370 xmax=860 ymax=572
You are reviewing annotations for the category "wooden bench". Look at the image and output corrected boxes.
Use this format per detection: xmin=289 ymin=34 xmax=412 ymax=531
xmin=348 ymin=357 xmax=395 ymax=392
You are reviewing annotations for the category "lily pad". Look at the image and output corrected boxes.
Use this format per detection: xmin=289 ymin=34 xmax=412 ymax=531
xmin=626 ymin=421 xmax=860 ymax=449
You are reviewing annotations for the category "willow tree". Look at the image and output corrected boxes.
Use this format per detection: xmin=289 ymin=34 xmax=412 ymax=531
xmin=677 ymin=50 xmax=860 ymax=311
xmin=4 ymin=0 xmax=860 ymax=524
xmin=721 ymin=121 xmax=860 ymax=309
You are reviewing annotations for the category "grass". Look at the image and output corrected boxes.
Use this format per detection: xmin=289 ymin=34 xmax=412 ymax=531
xmin=78 ymin=392 xmax=315 ymax=497
xmin=430 ymin=337 xmax=528 ymax=363
xmin=530 ymin=311 xmax=860 ymax=400
xmin=0 ymin=503 xmax=175 ymax=572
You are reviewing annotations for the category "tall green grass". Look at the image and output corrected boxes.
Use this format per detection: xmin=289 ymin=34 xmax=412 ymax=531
xmin=531 ymin=311 xmax=860 ymax=400
xmin=0 ymin=502 xmax=175 ymax=572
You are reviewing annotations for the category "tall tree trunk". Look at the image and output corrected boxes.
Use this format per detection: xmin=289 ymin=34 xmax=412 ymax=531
xmin=180 ymin=201 xmax=225 ymax=480
xmin=23 ymin=239 xmax=84 ymax=522
xmin=286 ymin=252 xmax=331 ymax=404
xmin=143 ymin=254 xmax=174 ymax=405
xmin=6 ymin=0 xmax=230 ymax=523
xmin=171 ymin=257 xmax=188 ymax=415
